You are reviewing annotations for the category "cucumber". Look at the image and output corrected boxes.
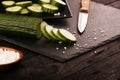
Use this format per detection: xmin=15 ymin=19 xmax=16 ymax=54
xmin=51 ymin=0 xmax=66 ymax=7
xmin=58 ymin=29 xmax=77 ymax=42
xmin=32 ymin=4 xmax=41 ymax=7
xmin=42 ymin=4 xmax=58 ymax=14
xmin=15 ymin=1 xmax=32 ymax=8
xmin=20 ymin=8 xmax=29 ymax=15
xmin=45 ymin=25 xmax=58 ymax=40
xmin=6 ymin=6 xmax=22 ymax=14
xmin=39 ymin=0 xmax=50 ymax=4
xmin=2 ymin=1 xmax=15 ymax=7
xmin=52 ymin=28 xmax=65 ymax=41
xmin=40 ymin=21 xmax=51 ymax=40
xmin=27 ymin=5 xmax=43 ymax=16
xmin=0 ymin=25 xmax=36 ymax=38
xmin=0 ymin=13 xmax=42 ymax=38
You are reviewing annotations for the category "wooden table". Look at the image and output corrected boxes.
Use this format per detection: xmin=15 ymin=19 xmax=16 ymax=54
xmin=1 ymin=0 xmax=120 ymax=80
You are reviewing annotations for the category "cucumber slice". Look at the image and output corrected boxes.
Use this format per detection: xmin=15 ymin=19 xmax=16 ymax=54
xmin=52 ymin=28 xmax=66 ymax=41
xmin=45 ymin=25 xmax=58 ymax=40
xmin=2 ymin=1 xmax=15 ymax=7
xmin=40 ymin=21 xmax=51 ymax=40
xmin=58 ymin=29 xmax=77 ymax=42
xmin=20 ymin=8 xmax=29 ymax=15
xmin=32 ymin=4 xmax=40 ymax=7
xmin=6 ymin=6 xmax=22 ymax=14
xmin=42 ymin=4 xmax=58 ymax=14
xmin=27 ymin=5 xmax=43 ymax=16
xmin=15 ymin=1 xmax=32 ymax=8
xmin=51 ymin=0 xmax=66 ymax=7
xmin=39 ymin=0 xmax=50 ymax=4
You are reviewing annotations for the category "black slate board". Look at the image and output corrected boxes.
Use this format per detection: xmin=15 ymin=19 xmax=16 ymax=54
xmin=0 ymin=0 xmax=120 ymax=62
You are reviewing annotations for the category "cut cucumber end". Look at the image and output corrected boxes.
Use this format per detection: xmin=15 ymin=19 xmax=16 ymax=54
xmin=42 ymin=4 xmax=58 ymax=14
xmin=2 ymin=1 xmax=15 ymax=7
xmin=15 ymin=1 xmax=32 ymax=8
xmin=52 ymin=28 xmax=66 ymax=41
xmin=45 ymin=25 xmax=59 ymax=40
xmin=51 ymin=0 xmax=66 ymax=7
xmin=40 ymin=21 xmax=51 ymax=40
xmin=58 ymin=29 xmax=77 ymax=42
xmin=20 ymin=8 xmax=29 ymax=15
xmin=6 ymin=6 xmax=22 ymax=14
xmin=39 ymin=0 xmax=51 ymax=4
xmin=27 ymin=5 xmax=43 ymax=16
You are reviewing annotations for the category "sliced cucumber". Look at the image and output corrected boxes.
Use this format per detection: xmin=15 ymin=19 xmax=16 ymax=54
xmin=51 ymin=0 xmax=66 ymax=7
xmin=15 ymin=1 xmax=32 ymax=8
xmin=20 ymin=8 xmax=29 ymax=15
xmin=58 ymin=29 xmax=77 ymax=42
xmin=6 ymin=6 xmax=22 ymax=14
xmin=2 ymin=1 xmax=15 ymax=7
xmin=39 ymin=0 xmax=50 ymax=4
xmin=32 ymin=4 xmax=41 ymax=7
xmin=27 ymin=5 xmax=43 ymax=16
xmin=40 ymin=21 xmax=51 ymax=40
xmin=42 ymin=4 xmax=58 ymax=14
xmin=45 ymin=25 xmax=58 ymax=40
xmin=52 ymin=28 xmax=66 ymax=41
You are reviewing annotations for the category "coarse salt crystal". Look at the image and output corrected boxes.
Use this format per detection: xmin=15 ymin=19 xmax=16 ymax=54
xmin=0 ymin=49 xmax=20 ymax=65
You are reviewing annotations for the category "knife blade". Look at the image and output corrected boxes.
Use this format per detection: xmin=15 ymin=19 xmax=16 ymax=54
xmin=78 ymin=0 xmax=90 ymax=33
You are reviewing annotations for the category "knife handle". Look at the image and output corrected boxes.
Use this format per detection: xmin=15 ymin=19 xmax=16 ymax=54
xmin=80 ymin=0 xmax=90 ymax=12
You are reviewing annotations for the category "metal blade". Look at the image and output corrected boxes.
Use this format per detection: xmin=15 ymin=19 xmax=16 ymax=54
xmin=78 ymin=12 xmax=88 ymax=33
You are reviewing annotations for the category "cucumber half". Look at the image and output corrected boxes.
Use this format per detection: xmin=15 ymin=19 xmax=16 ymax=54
xmin=2 ymin=1 xmax=15 ymax=7
xmin=6 ymin=6 xmax=22 ymax=14
xmin=42 ymin=4 xmax=58 ymax=14
xmin=58 ymin=29 xmax=77 ymax=42
xmin=15 ymin=1 xmax=32 ymax=8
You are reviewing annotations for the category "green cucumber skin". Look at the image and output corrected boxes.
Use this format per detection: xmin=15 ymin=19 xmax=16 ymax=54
xmin=0 ymin=25 xmax=36 ymax=38
xmin=0 ymin=14 xmax=42 ymax=29
xmin=0 ymin=13 xmax=42 ymax=38
xmin=40 ymin=21 xmax=51 ymax=40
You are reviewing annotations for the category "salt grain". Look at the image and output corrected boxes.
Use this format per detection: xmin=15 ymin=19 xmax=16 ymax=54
xmin=0 ymin=49 xmax=20 ymax=65
xmin=64 ymin=47 xmax=67 ymax=50
xmin=62 ymin=51 xmax=66 ymax=54
xmin=56 ymin=47 xmax=59 ymax=50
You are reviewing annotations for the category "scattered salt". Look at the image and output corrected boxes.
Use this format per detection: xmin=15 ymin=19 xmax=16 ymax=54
xmin=74 ymin=43 xmax=76 ymax=46
xmin=62 ymin=51 xmax=66 ymax=54
xmin=64 ymin=15 xmax=67 ymax=17
xmin=0 ymin=49 xmax=20 ymax=65
xmin=75 ymin=47 xmax=79 ymax=50
xmin=58 ymin=41 xmax=62 ymax=44
xmin=64 ymin=47 xmax=67 ymax=50
xmin=56 ymin=47 xmax=59 ymax=50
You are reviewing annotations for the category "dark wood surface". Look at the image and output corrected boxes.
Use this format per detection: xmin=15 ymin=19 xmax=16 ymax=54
xmin=1 ymin=0 xmax=120 ymax=80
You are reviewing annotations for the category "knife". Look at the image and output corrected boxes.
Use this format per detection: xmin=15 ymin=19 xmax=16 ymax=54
xmin=78 ymin=0 xmax=90 ymax=33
